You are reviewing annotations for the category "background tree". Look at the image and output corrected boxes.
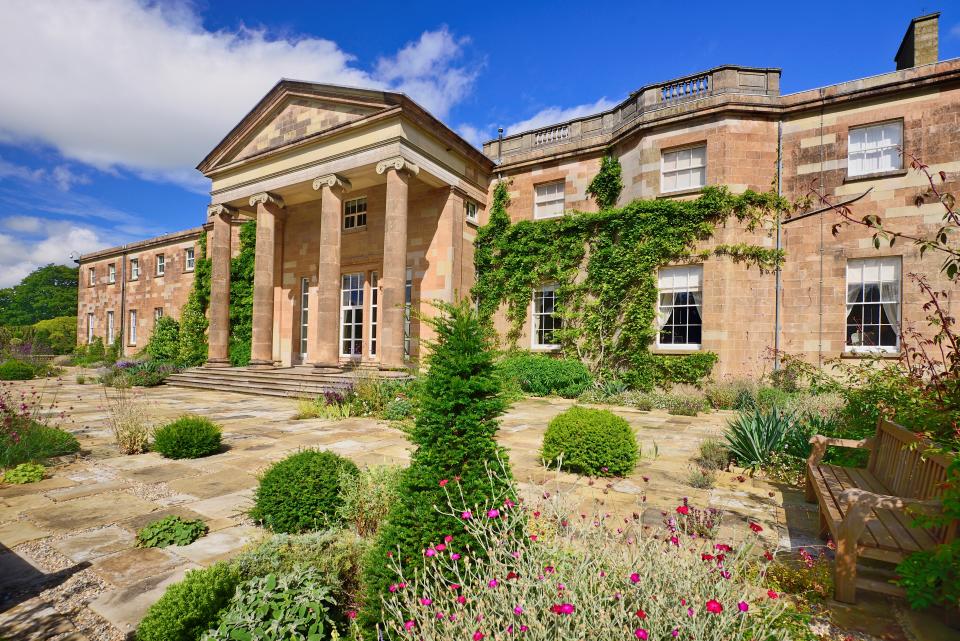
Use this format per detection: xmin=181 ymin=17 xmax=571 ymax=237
xmin=0 ymin=264 xmax=78 ymax=325
xmin=359 ymin=300 xmax=513 ymax=633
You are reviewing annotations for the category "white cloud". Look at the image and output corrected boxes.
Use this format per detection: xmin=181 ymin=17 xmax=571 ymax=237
xmin=0 ymin=224 xmax=111 ymax=288
xmin=456 ymin=124 xmax=489 ymax=149
xmin=504 ymin=98 xmax=618 ymax=135
xmin=2 ymin=215 xmax=44 ymax=233
xmin=0 ymin=1 xmax=478 ymax=191
xmin=50 ymin=165 xmax=91 ymax=191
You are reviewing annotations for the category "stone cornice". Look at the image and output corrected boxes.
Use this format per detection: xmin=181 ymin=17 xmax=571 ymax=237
xmin=248 ymin=191 xmax=285 ymax=209
xmin=376 ymin=156 xmax=419 ymax=177
xmin=78 ymin=227 xmax=204 ymax=264
xmin=207 ymin=203 xmax=239 ymax=219
xmin=312 ymin=174 xmax=352 ymax=192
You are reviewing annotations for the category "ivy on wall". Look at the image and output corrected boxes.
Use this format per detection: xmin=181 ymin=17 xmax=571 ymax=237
xmin=229 ymin=221 xmax=256 ymax=366
xmin=472 ymin=161 xmax=786 ymax=389
xmin=586 ymin=154 xmax=624 ymax=209
xmin=176 ymin=231 xmax=211 ymax=366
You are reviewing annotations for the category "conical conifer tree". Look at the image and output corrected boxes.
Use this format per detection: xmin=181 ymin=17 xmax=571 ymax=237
xmin=359 ymin=299 xmax=513 ymax=632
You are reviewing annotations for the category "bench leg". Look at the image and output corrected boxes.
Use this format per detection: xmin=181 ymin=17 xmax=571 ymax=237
xmin=805 ymin=474 xmax=817 ymax=503
xmin=834 ymin=502 xmax=870 ymax=604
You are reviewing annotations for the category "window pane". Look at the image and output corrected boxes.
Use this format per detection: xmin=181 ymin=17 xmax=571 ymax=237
xmin=863 ymin=284 xmax=880 ymax=302
xmin=880 ymin=324 xmax=897 ymax=347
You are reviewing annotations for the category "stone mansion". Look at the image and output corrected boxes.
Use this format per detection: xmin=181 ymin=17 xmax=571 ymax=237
xmin=77 ymin=13 xmax=958 ymax=378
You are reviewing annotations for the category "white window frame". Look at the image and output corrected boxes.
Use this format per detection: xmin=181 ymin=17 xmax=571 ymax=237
xmin=847 ymin=121 xmax=903 ymax=178
xmin=661 ymin=144 xmax=707 ymax=194
xmin=106 ymin=310 xmax=115 ymax=345
xmin=107 ymin=264 xmax=116 ymax=284
xmin=343 ymin=196 xmax=367 ymax=230
xmin=185 ymin=247 xmax=195 ymax=272
xmin=534 ymin=180 xmax=565 ymax=219
xmin=156 ymin=254 xmax=165 ymax=276
xmin=129 ymin=310 xmax=137 ymax=346
xmin=845 ymin=257 xmax=901 ymax=354
xmin=531 ymin=284 xmax=562 ymax=350
xmin=340 ymin=272 xmax=364 ymax=358
xmin=88 ymin=267 xmax=96 ymax=286
xmin=656 ymin=265 xmax=704 ymax=351
xmin=465 ymin=200 xmax=479 ymax=224
xmin=86 ymin=313 xmax=95 ymax=344
xmin=369 ymin=271 xmax=379 ymax=357
xmin=403 ymin=267 xmax=413 ymax=359
xmin=130 ymin=258 xmax=139 ymax=281
xmin=299 ymin=277 xmax=309 ymax=362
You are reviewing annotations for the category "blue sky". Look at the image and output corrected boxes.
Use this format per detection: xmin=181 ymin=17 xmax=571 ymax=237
xmin=0 ymin=0 xmax=957 ymax=287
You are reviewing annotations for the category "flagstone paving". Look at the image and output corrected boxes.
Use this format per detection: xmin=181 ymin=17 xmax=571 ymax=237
xmin=0 ymin=372 xmax=941 ymax=640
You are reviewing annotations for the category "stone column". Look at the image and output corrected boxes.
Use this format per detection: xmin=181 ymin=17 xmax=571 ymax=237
xmin=206 ymin=204 xmax=236 ymax=367
xmin=312 ymin=174 xmax=351 ymax=370
xmin=248 ymin=192 xmax=285 ymax=368
xmin=376 ymin=157 xmax=418 ymax=370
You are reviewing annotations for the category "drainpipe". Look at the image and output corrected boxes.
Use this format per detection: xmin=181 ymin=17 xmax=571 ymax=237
xmin=497 ymin=127 xmax=504 ymax=166
xmin=119 ymin=250 xmax=127 ymax=358
xmin=774 ymin=119 xmax=783 ymax=371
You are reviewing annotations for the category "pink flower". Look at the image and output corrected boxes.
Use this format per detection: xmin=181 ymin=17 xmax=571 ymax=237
xmin=767 ymin=589 xmax=779 ymax=600
xmin=346 ymin=610 xmax=357 ymax=619
xmin=488 ymin=579 xmax=499 ymax=588
xmin=389 ymin=584 xmax=399 ymax=593
xmin=473 ymin=632 xmax=484 ymax=641
xmin=514 ymin=605 xmax=523 ymax=615
xmin=550 ymin=603 xmax=575 ymax=615
xmin=504 ymin=498 xmax=515 ymax=508
xmin=488 ymin=509 xmax=500 ymax=518
xmin=669 ymin=536 xmax=679 ymax=546
xmin=706 ymin=599 xmax=723 ymax=614
xmin=425 ymin=548 xmax=437 ymax=557
xmin=635 ymin=629 xmax=649 ymax=640
xmin=462 ymin=510 xmax=473 ymax=520
xmin=457 ymin=595 xmax=466 ymax=604
xmin=520 ymin=626 xmax=529 ymax=632
xmin=738 ymin=601 xmax=749 ymax=612
xmin=439 ymin=479 xmax=449 ymax=487
xmin=404 ymin=620 xmax=415 ymax=631
xmin=451 ymin=553 xmax=461 ymax=561
xmin=749 ymin=522 xmax=763 ymax=533
xmin=444 ymin=535 xmax=454 ymax=543
xmin=420 ymin=597 xmax=432 ymax=606
xmin=436 ymin=543 xmax=446 ymax=552
xmin=629 ymin=572 xmax=641 ymax=584
xmin=676 ymin=505 xmax=690 ymax=516
xmin=714 ymin=543 xmax=732 ymax=552
xmin=671 ymin=629 xmax=679 ymax=637
xmin=449 ymin=583 xmax=461 ymax=591
xmin=436 ymin=612 xmax=445 ymax=619
xmin=544 ymin=566 xmax=555 ymax=574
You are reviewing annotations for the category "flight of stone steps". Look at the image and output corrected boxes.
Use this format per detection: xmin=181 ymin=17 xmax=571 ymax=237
xmin=164 ymin=365 xmax=405 ymax=398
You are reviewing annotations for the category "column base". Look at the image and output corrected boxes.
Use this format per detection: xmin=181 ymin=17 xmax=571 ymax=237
xmin=204 ymin=358 xmax=231 ymax=368
xmin=248 ymin=360 xmax=275 ymax=369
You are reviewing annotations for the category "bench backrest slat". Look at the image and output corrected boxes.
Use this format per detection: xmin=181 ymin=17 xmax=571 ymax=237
xmin=867 ymin=418 xmax=955 ymax=544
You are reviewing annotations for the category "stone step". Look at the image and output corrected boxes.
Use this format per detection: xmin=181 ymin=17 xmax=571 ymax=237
xmin=163 ymin=377 xmax=337 ymax=398
xmin=164 ymin=366 xmax=410 ymax=399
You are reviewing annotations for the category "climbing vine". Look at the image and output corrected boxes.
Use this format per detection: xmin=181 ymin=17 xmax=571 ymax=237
xmin=472 ymin=181 xmax=786 ymax=388
xmin=229 ymin=221 xmax=256 ymax=366
xmin=176 ymin=231 xmax=211 ymax=366
xmin=586 ymin=154 xmax=624 ymax=209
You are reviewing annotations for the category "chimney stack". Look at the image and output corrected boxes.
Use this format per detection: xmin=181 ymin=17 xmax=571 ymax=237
xmin=895 ymin=12 xmax=939 ymax=70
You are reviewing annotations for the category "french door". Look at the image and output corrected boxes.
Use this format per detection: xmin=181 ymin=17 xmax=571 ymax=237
xmin=340 ymin=273 xmax=364 ymax=358
xmin=299 ymin=277 xmax=309 ymax=362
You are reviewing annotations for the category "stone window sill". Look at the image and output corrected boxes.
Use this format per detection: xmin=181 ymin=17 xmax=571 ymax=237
xmin=650 ymin=346 xmax=702 ymax=356
xmin=466 ymin=218 xmax=479 ymax=228
xmin=843 ymin=168 xmax=908 ymax=184
xmin=840 ymin=350 xmax=901 ymax=360
xmin=343 ymin=225 xmax=367 ymax=235
xmin=657 ymin=186 xmax=705 ymax=199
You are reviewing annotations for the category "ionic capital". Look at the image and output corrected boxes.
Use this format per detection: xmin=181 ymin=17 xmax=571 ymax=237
xmin=249 ymin=192 xmax=285 ymax=209
xmin=376 ymin=156 xmax=419 ymax=177
xmin=312 ymin=174 xmax=352 ymax=192
xmin=207 ymin=203 xmax=238 ymax=219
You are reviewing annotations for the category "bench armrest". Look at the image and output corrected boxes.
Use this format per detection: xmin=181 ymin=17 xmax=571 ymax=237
xmin=807 ymin=435 xmax=874 ymax=467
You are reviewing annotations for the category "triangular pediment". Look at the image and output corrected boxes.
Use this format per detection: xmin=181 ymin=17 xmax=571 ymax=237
xmin=198 ymin=81 xmax=398 ymax=173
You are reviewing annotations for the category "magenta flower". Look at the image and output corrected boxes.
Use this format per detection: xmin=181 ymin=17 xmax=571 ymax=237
xmin=451 ymin=553 xmax=461 ymax=560
xmin=420 ymin=597 xmax=433 ymax=606
xmin=436 ymin=543 xmax=446 ymax=552
xmin=462 ymin=510 xmax=473 ymax=520
xmin=488 ymin=579 xmax=499 ymax=588
xmin=473 ymin=632 xmax=484 ymax=641
xmin=706 ymin=599 xmax=723 ymax=614
xmin=671 ymin=629 xmax=679 ymax=637
xmin=544 ymin=565 xmax=555 ymax=574
xmin=404 ymin=620 xmax=415 ymax=631
xmin=629 ymin=572 xmax=641 ymax=583
xmin=738 ymin=601 xmax=749 ymax=612
xmin=513 ymin=605 xmax=523 ymax=615
xmin=425 ymin=548 xmax=437 ymax=557
xmin=635 ymin=629 xmax=649 ymax=640
xmin=487 ymin=509 xmax=500 ymax=518
xmin=444 ymin=535 xmax=454 ymax=543
xmin=389 ymin=584 xmax=398 ymax=593
xmin=550 ymin=603 xmax=575 ymax=615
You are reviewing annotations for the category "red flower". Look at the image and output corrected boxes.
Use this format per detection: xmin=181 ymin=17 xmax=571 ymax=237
xmin=763 ymin=551 xmax=773 ymax=561
xmin=749 ymin=522 xmax=763 ymax=533
xmin=701 ymin=554 xmax=714 ymax=561
xmin=676 ymin=505 xmax=690 ymax=516
xmin=706 ymin=599 xmax=723 ymax=614
xmin=714 ymin=544 xmax=732 ymax=552
xmin=767 ymin=590 xmax=779 ymax=600
xmin=506 ymin=571 xmax=519 ymax=580
xmin=439 ymin=479 xmax=449 ymax=487
xmin=635 ymin=609 xmax=647 ymax=619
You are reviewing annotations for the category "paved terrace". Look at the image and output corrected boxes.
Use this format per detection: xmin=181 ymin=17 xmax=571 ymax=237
xmin=0 ymin=372 xmax=930 ymax=640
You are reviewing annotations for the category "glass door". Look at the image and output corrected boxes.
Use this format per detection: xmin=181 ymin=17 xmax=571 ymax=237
xmin=369 ymin=272 xmax=379 ymax=357
xmin=299 ymin=277 xmax=309 ymax=362
xmin=340 ymin=273 xmax=364 ymax=358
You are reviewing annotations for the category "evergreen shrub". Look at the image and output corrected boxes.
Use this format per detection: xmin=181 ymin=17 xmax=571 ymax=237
xmin=0 ymin=360 xmax=34 ymax=380
xmin=152 ymin=415 xmax=222 ymax=459
xmin=541 ymin=405 xmax=639 ymax=476
xmin=250 ymin=449 xmax=358 ymax=533
xmin=497 ymin=352 xmax=592 ymax=398
xmin=135 ymin=563 xmax=239 ymax=641
xmin=145 ymin=316 xmax=180 ymax=363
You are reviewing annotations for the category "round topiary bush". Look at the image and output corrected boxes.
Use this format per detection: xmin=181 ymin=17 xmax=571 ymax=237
xmin=0 ymin=360 xmax=34 ymax=381
xmin=541 ymin=406 xmax=639 ymax=476
xmin=250 ymin=449 xmax=359 ymax=533
xmin=151 ymin=415 xmax=222 ymax=459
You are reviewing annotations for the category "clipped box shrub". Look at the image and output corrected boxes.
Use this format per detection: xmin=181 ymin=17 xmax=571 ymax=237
xmin=136 ymin=562 xmax=240 ymax=641
xmin=152 ymin=415 xmax=222 ymax=459
xmin=541 ymin=406 xmax=638 ymax=476
xmin=0 ymin=360 xmax=34 ymax=381
xmin=250 ymin=449 xmax=358 ymax=533
xmin=497 ymin=352 xmax=592 ymax=398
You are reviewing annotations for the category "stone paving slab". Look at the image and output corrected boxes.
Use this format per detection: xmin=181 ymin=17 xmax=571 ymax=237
xmin=0 ymin=599 xmax=79 ymax=640
xmin=25 ymin=492 xmax=161 ymax=534
xmin=0 ymin=477 xmax=76 ymax=499
xmin=51 ymin=526 xmax=135 ymax=563
xmin=92 ymin=546 xmax=184 ymax=587
xmin=166 ymin=469 xmax=257 ymax=500
xmin=0 ymin=520 xmax=48 ymax=547
xmin=168 ymin=525 xmax=260 ymax=566
xmin=114 ymin=462 xmax=200 ymax=484
xmin=186 ymin=489 xmax=253 ymax=520
xmin=45 ymin=480 xmax=131 ymax=502
xmin=89 ymin=564 xmax=197 ymax=636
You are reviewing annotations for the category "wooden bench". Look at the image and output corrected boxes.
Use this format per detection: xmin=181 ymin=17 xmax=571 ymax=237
xmin=805 ymin=417 xmax=956 ymax=603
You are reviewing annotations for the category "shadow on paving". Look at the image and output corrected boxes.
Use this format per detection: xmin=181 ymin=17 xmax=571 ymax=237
xmin=0 ymin=543 xmax=90 ymax=614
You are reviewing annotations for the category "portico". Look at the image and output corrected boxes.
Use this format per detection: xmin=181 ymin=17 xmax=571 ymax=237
xmin=196 ymin=81 xmax=491 ymax=371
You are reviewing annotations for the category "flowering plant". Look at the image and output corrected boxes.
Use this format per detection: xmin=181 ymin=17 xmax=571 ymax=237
xmin=371 ymin=470 xmax=798 ymax=641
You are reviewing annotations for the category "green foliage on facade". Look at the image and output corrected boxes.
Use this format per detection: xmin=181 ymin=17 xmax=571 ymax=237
xmin=145 ymin=316 xmax=180 ymax=362
xmin=0 ymin=264 xmax=78 ymax=326
xmin=360 ymin=300 xmax=514 ymax=632
xmin=229 ymin=221 xmax=256 ymax=366
xmin=586 ymin=154 xmax=624 ymax=209
xmin=472 ymin=181 xmax=785 ymax=387
xmin=177 ymin=231 xmax=211 ymax=366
